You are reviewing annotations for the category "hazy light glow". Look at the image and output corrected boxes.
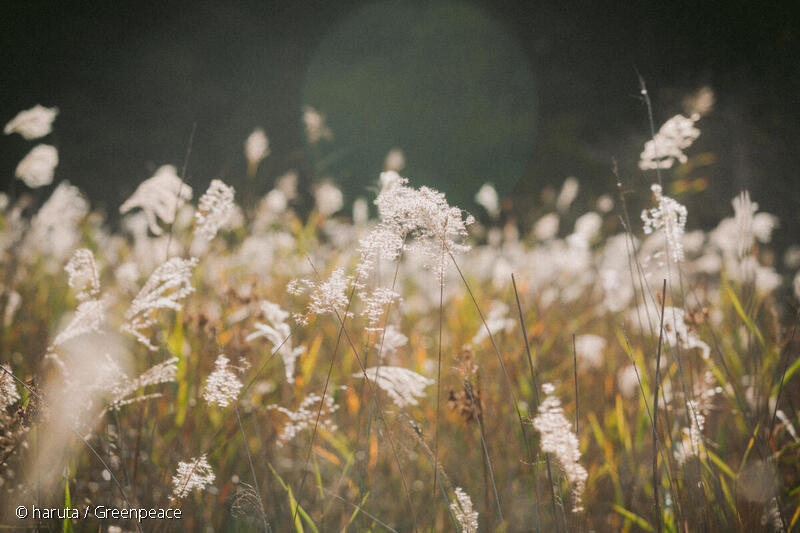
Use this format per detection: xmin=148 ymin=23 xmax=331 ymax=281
xmin=303 ymin=0 xmax=537 ymax=208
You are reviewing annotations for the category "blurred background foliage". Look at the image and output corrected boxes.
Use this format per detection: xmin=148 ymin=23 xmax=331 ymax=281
xmin=2 ymin=0 xmax=799 ymax=249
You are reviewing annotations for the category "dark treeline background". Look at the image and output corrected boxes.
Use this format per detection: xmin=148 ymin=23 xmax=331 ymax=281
xmin=2 ymin=0 xmax=799 ymax=252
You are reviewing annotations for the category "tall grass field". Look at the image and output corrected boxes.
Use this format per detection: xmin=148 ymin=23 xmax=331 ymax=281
xmin=1 ymin=90 xmax=799 ymax=532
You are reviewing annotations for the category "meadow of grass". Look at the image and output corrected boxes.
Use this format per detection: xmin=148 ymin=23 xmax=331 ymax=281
xmin=1 ymin=92 xmax=799 ymax=532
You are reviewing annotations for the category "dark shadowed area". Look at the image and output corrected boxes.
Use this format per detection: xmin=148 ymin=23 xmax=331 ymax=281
xmin=301 ymin=1 xmax=537 ymax=204
xmin=2 ymin=0 xmax=799 ymax=240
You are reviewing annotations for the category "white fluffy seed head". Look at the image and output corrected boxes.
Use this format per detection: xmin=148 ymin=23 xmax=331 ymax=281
xmin=639 ymin=114 xmax=700 ymax=170
xmin=369 ymin=173 xmax=473 ymax=281
xmin=246 ymin=301 xmax=304 ymax=382
xmin=556 ymin=177 xmax=580 ymax=212
xmin=534 ymin=213 xmax=559 ymax=241
xmin=355 ymin=366 xmax=433 ymax=408
xmin=15 ymin=144 xmax=58 ymax=188
xmin=4 ymin=105 xmax=58 ymax=140
xmin=314 ymin=182 xmax=344 ymax=217
xmin=472 ymin=301 xmax=514 ymax=345
xmin=245 ymin=128 xmax=270 ymax=169
xmin=641 ymin=184 xmax=688 ymax=263
xmin=272 ymin=392 xmax=339 ymax=446
xmin=450 ymin=487 xmax=479 ymax=533
xmin=65 ymin=248 xmax=100 ymax=302
xmin=0 ymin=365 xmax=20 ymax=411
xmin=195 ymin=179 xmax=235 ymax=242
xmin=25 ymin=181 xmax=88 ymax=262
xmin=574 ymin=334 xmax=606 ymax=370
xmin=375 ymin=324 xmax=407 ymax=360
xmin=359 ymin=287 xmax=399 ymax=333
xmin=291 ymin=268 xmax=352 ymax=324
xmin=172 ymin=455 xmax=215 ymax=500
xmin=203 ymin=354 xmax=243 ymax=408
xmin=475 ymin=183 xmax=500 ymax=218
xmin=303 ymin=106 xmax=333 ymax=144
xmin=384 ymin=148 xmax=405 ymax=171
xmin=122 ymin=257 xmax=198 ymax=350
xmin=120 ymin=165 xmax=192 ymax=235
xmin=110 ymin=357 xmax=178 ymax=409
xmin=532 ymin=383 xmax=588 ymax=513
xmin=51 ymin=299 xmax=107 ymax=348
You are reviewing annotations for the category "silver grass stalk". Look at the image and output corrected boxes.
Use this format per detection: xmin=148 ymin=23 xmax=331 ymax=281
xmin=641 ymin=184 xmax=688 ymax=263
xmin=532 ymin=383 xmax=588 ymax=513
xmin=0 ymin=364 xmax=20 ymax=411
xmin=64 ymin=248 xmax=100 ymax=301
xmin=639 ymin=113 xmax=700 ymax=170
xmin=203 ymin=354 xmax=243 ymax=408
xmin=122 ymin=256 xmax=198 ymax=350
xmin=120 ymin=165 xmax=192 ymax=235
xmin=194 ymin=179 xmax=235 ymax=242
xmin=354 ymin=366 xmax=433 ymax=408
xmin=246 ymin=300 xmax=304 ymax=382
xmin=171 ymin=455 xmax=215 ymax=500
xmin=450 ymin=487 xmax=479 ymax=533
xmin=271 ymin=392 xmax=339 ymax=447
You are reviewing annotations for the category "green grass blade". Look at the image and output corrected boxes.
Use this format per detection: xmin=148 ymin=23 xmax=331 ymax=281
xmin=63 ymin=470 xmax=73 ymax=533
xmin=613 ymin=504 xmax=655 ymax=532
